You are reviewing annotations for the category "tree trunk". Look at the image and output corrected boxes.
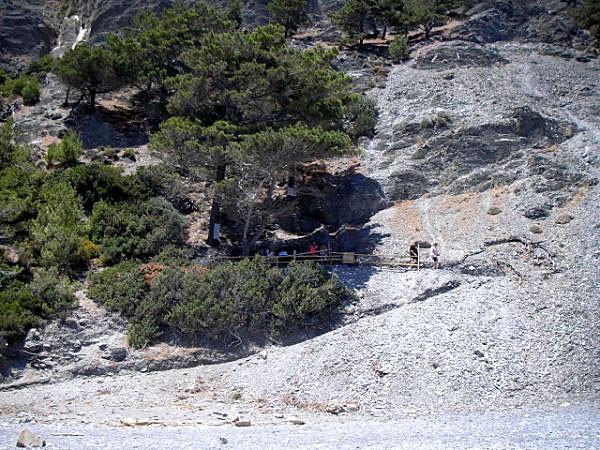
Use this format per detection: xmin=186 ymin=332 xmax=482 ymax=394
xmin=207 ymin=164 xmax=226 ymax=246
xmin=63 ymin=87 xmax=71 ymax=107
xmin=287 ymin=168 xmax=296 ymax=197
xmin=241 ymin=180 xmax=273 ymax=256
xmin=381 ymin=24 xmax=388 ymax=40
xmin=89 ymin=89 xmax=96 ymax=113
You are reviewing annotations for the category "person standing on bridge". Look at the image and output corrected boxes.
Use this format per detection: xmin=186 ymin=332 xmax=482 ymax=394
xmin=430 ymin=242 xmax=440 ymax=269
xmin=409 ymin=243 xmax=419 ymax=267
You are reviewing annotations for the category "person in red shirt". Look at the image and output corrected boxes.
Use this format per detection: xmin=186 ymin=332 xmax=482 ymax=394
xmin=308 ymin=242 xmax=318 ymax=257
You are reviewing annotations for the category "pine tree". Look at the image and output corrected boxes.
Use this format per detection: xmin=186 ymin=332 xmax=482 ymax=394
xmin=153 ymin=25 xmax=354 ymax=253
xmin=268 ymin=0 xmax=308 ymax=38
xmin=55 ymin=43 xmax=120 ymax=112
xmin=330 ymin=0 xmax=374 ymax=47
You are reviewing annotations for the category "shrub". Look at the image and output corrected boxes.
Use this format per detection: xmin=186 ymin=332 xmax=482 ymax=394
xmin=135 ymin=164 xmax=194 ymax=213
xmin=88 ymin=257 xmax=352 ymax=349
xmin=90 ymin=197 xmax=186 ymax=264
xmin=0 ymin=269 xmax=75 ymax=341
xmin=29 ymin=267 xmax=76 ymax=317
xmin=272 ymin=261 xmax=343 ymax=329
xmin=0 ymin=69 xmax=7 ymax=85
xmin=46 ymin=131 xmax=82 ymax=167
xmin=66 ymin=163 xmax=150 ymax=211
xmin=389 ymin=36 xmax=410 ymax=62
xmin=88 ymin=260 xmax=149 ymax=317
xmin=348 ymin=95 xmax=378 ymax=140
xmin=487 ymin=207 xmax=502 ymax=215
xmin=164 ymin=258 xmax=282 ymax=339
xmin=0 ymin=75 xmax=30 ymax=97
xmin=127 ymin=317 xmax=161 ymax=349
xmin=0 ymin=118 xmax=30 ymax=171
xmin=0 ymin=280 xmax=39 ymax=340
xmin=0 ymin=166 xmax=38 ymax=224
xmin=26 ymin=54 xmax=55 ymax=77
xmin=22 ymin=79 xmax=41 ymax=105
xmin=29 ymin=181 xmax=90 ymax=269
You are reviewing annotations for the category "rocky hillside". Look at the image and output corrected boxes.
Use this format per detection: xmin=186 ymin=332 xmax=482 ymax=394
xmin=0 ymin=0 xmax=346 ymax=71
xmin=1 ymin=0 xmax=599 ymax=427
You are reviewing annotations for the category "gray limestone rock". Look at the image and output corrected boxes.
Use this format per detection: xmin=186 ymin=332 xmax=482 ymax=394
xmin=16 ymin=428 xmax=45 ymax=448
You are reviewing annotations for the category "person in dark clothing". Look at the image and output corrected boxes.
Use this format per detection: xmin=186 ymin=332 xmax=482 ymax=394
xmin=409 ymin=243 xmax=419 ymax=267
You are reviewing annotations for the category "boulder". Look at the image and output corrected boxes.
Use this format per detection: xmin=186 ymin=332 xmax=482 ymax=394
xmin=23 ymin=329 xmax=43 ymax=354
xmin=16 ymin=429 xmax=45 ymax=448
xmin=555 ymin=214 xmax=574 ymax=224
xmin=523 ymin=206 xmax=551 ymax=220
xmin=109 ymin=347 xmax=128 ymax=362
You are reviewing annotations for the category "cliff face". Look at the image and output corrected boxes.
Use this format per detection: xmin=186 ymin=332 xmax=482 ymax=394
xmin=0 ymin=0 xmax=57 ymax=71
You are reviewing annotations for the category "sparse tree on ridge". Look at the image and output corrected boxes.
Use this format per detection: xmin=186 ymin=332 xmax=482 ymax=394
xmin=268 ymin=0 xmax=308 ymax=38
xmin=330 ymin=0 xmax=373 ymax=47
xmin=106 ymin=2 xmax=235 ymax=120
xmin=55 ymin=43 xmax=121 ymax=113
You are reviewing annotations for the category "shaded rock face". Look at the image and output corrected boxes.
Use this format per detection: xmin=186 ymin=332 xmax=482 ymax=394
xmin=299 ymin=173 xmax=387 ymax=228
xmin=455 ymin=0 xmax=592 ymax=50
xmin=0 ymin=0 xmax=57 ymax=72
xmin=0 ymin=0 xmax=339 ymax=72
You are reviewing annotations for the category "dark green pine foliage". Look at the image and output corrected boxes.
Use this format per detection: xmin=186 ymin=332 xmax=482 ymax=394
xmin=330 ymin=0 xmax=374 ymax=47
xmin=268 ymin=0 xmax=308 ymax=38
xmin=55 ymin=43 xmax=121 ymax=112
xmin=106 ymin=1 xmax=236 ymax=118
xmin=152 ymin=24 xmax=354 ymax=254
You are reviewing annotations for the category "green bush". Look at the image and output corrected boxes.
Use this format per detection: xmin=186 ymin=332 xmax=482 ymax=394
xmin=0 ymin=75 xmax=31 ymax=97
xmin=66 ymin=163 xmax=150 ymax=211
xmin=0 ymin=166 xmax=39 ymax=224
xmin=0 ymin=69 xmax=7 ymax=85
xmin=29 ymin=181 xmax=90 ymax=269
xmin=46 ymin=131 xmax=82 ymax=167
xmin=0 ymin=280 xmax=39 ymax=340
xmin=273 ymin=261 xmax=343 ymax=328
xmin=26 ymin=54 xmax=55 ymax=77
xmin=22 ymin=79 xmax=41 ymax=105
xmin=127 ymin=317 xmax=161 ymax=349
xmin=90 ymin=197 xmax=186 ymax=264
xmin=29 ymin=267 xmax=76 ymax=317
xmin=348 ymin=95 xmax=378 ymax=140
xmin=164 ymin=258 xmax=282 ymax=338
xmin=88 ymin=260 xmax=149 ymax=317
xmin=389 ymin=36 xmax=410 ymax=62
xmin=135 ymin=164 xmax=194 ymax=213
xmin=1 ymin=118 xmax=30 ymax=170
xmin=0 ymin=269 xmax=75 ymax=341
xmin=88 ymin=257 xmax=352 ymax=349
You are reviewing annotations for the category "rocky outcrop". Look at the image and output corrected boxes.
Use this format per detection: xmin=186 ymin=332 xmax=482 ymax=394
xmin=0 ymin=0 xmax=57 ymax=72
xmin=454 ymin=0 xmax=594 ymax=50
